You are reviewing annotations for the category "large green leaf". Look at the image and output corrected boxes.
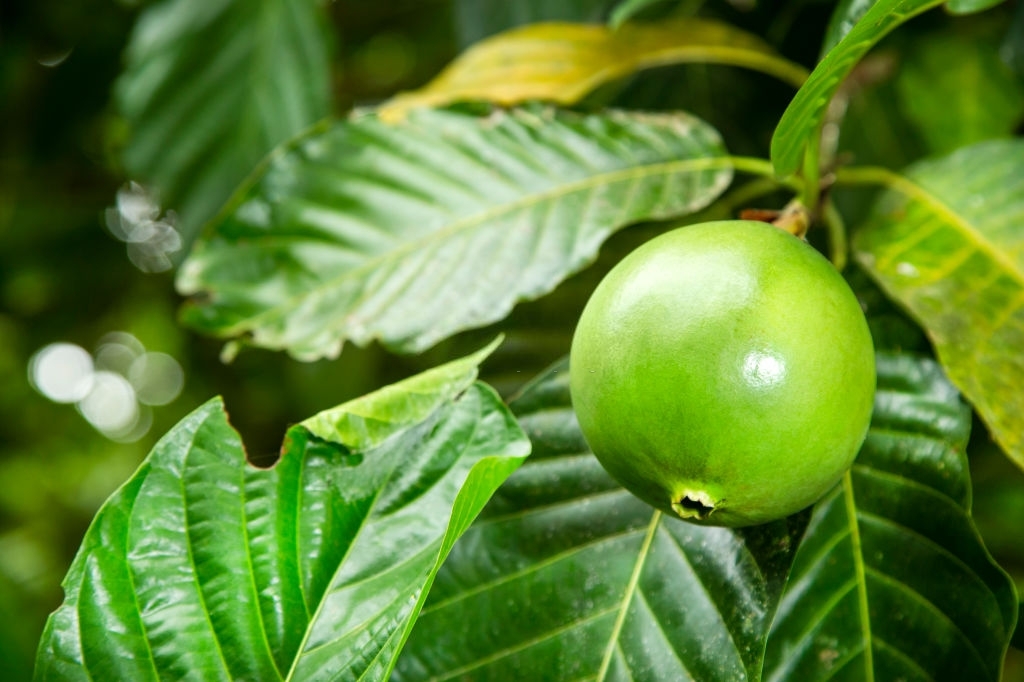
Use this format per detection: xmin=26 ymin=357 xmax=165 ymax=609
xmin=382 ymin=19 xmax=807 ymax=120
xmin=394 ymin=359 xmax=810 ymax=681
xmin=851 ymin=139 xmax=1024 ymax=471
xmin=771 ymin=0 xmax=944 ymax=177
xmin=764 ymin=353 xmax=1017 ymax=680
xmin=177 ymin=106 xmax=734 ymax=361
xmin=34 ymin=343 xmax=530 ymax=681
xmin=114 ymin=0 xmax=332 ymax=246
xmin=894 ymin=25 xmax=1024 ymax=155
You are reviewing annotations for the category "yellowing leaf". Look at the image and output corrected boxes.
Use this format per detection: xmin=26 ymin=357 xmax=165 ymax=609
xmin=851 ymin=140 xmax=1024 ymax=471
xmin=380 ymin=19 xmax=807 ymax=121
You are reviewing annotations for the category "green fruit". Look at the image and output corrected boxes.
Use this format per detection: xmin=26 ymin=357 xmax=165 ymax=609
xmin=569 ymin=220 xmax=875 ymax=527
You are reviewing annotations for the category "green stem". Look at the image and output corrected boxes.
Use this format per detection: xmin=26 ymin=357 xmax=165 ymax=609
xmin=800 ymin=136 xmax=821 ymax=213
xmin=833 ymin=165 xmax=907 ymax=190
xmin=709 ymin=177 xmax=786 ymax=219
xmin=726 ymin=156 xmax=805 ymax=192
xmin=821 ymin=199 xmax=848 ymax=271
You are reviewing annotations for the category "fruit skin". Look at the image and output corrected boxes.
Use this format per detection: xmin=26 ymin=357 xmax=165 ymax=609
xmin=569 ymin=220 xmax=875 ymax=527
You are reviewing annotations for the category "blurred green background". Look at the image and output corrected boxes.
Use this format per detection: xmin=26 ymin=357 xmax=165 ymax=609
xmin=1 ymin=0 xmax=1022 ymax=679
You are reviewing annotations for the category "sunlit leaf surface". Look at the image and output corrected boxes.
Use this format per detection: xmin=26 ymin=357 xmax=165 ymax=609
xmin=853 ymin=139 xmax=1024 ymax=471
xmin=764 ymin=353 xmax=1017 ymax=680
xmin=115 ymin=0 xmax=332 ymax=245
xmin=381 ymin=19 xmax=807 ymax=120
xmin=771 ymin=0 xmax=944 ymax=177
xmin=177 ymin=106 xmax=733 ymax=360
xmin=395 ymin=359 xmax=810 ymax=681
xmin=34 ymin=345 xmax=530 ymax=681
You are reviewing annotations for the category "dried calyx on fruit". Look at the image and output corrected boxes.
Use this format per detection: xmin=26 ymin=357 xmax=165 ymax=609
xmin=569 ymin=220 xmax=876 ymax=527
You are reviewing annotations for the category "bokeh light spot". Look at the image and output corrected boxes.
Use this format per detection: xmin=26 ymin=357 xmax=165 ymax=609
xmin=29 ymin=343 xmax=94 ymax=403
xmin=129 ymin=352 xmax=184 ymax=406
xmin=77 ymin=371 xmax=139 ymax=434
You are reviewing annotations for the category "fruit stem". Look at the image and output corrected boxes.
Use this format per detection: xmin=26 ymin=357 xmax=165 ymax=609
xmin=770 ymin=199 xmax=811 ymax=239
xmin=800 ymin=136 xmax=822 ymax=213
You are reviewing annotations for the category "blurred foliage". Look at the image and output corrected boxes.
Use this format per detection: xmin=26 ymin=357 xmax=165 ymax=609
xmin=2 ymin=0 xmax=1024 ymax=679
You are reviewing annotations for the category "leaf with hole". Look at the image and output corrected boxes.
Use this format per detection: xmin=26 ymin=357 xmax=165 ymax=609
xmin=34 ymin=343 xmax=530 ymax=681
xmin=177 ymin=106 xmax=734 ymax=360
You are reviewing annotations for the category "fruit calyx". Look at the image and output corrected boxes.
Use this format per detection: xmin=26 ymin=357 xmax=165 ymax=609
xmin=671 ymin=490 xmax=720 ymax=521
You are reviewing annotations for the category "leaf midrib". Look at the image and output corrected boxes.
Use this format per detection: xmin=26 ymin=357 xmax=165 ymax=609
xmin=596 ymin=511 xmax=661 ymax=680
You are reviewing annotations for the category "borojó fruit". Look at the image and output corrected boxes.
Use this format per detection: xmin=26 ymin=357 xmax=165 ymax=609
xmin=569 ymin=220 xmax=875 ymax=527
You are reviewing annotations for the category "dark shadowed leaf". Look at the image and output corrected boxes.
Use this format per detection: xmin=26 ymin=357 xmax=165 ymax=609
xmin=394 ymin=359 xmax=810 ymax=681
xmin=453 ymin=0 xmax=616 ymax=47
xmin=114 ymin=0 xmax=332 ymax=246
xmin=852 ymin=139 xmax=1024 ymax=471
xmin=177 ymin=107 xmax=733 ymax=361
xmin=894 ymin=22 xmax=1024 ymax=155
xmin=609 ymin=0 xmax=678 ymax=28
xmin=771 ymin=0 xmax=944 ymax=177
xmin=764 ymin=353 xmax=1018 ymax=681
xmin=382 ymin=19 xmax=807 ymax=120
xmin=34 ymin=343 xmax=530 ymax=681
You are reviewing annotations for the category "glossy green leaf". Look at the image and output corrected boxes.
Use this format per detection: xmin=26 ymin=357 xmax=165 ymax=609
xmin=394 ymin=359 xmax=810 ymax=681
xmin=894 ymin=26 xmax=1024 ymax=155
xmin=771 ymin=0 xmax=944 ymax=177
xmin=34 ymin=343 xmax=530 ymax=681
xmin=177 ymin=107 xmax=733 ymax=361
xmin=114 ymin=0 xmax=332 ymax=246
xmin=382 ymin=19 xmax=807 ymax=120
xmin=764 ymin=353 xmax=1018 ymax=681
xmin=851 ymin=140 xmax=1024 ymax=471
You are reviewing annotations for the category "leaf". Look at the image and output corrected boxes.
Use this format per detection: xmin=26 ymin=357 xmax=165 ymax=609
xmin=33 ymin=343 xmax=530 ymax=681
xmin=609 ymin=0 xmax=677 ymax=28
xmin=114 ymin=0 xmax=332 ymax=246
xmin=763 ymin=353 xmax=1018 ymax=681
xmin=820 ymin=0 xmax=877 ymax=57
xmin=771 ymin=0 xmax=944 ymax=178
xmin=394 ymin=359 xmax=810 ymax=681
xmin=380 ymin=19 xmax=808 ymax=121
xmin=177 ymin=106 xmax=734 ymax=361
xmin=894 ymin=24 xmax=1024 ymax=155
xmin=945 ymin=0 xmax=1006 ymax=13
xmin=851 ymin=139 xmax=1024 ymax=471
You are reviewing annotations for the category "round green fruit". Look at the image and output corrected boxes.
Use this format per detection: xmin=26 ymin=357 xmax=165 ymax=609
xmin=569 ymin=220 xmax=875 ymax=527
